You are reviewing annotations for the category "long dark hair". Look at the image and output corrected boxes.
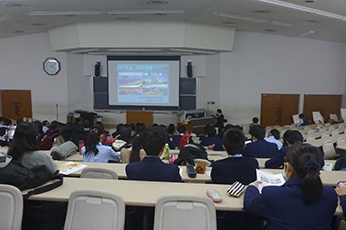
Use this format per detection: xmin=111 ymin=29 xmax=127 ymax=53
xmin=84 ymin=126 xmax=101 ymax=156
xmin=286 ymin=143 xmax=323 ymax=205
xmin=7 ymin=122 xmax=38 ymax=161
xmin=129 ymin=133 xmax=142 ymax=163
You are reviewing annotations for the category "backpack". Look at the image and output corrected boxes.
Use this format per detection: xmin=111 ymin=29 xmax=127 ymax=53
xmin=178 ymin=131 xmax=192 ymax=148
xmin=174 ymin=143 xmax=209 ymax=165
xmin=0 ymin=155 xmax=63 ymax=199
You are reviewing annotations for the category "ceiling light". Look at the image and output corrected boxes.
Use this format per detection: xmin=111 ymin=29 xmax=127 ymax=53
xmin=212 ymin=11 xmax=292 ymax=27
xmin=3 ymin=3 xmax=24 ymax=7
xmin=170 ymin=48 xmax=216 ymax=54
xmin=145 ymin=0 xmax=170 ymax=5
xmin=300 ymin=30 xmax=315 ymax=37
xmin=252 ymin=0 xmax=346 ymax=21
xmin=27 ymin=9 xmax=187 ymax=16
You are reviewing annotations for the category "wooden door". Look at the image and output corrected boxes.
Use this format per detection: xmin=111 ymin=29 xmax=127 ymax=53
xmin=261 ymin=94 xmax=299 ymax=126
xmin=1 ymin=90 xmax=32 ymax=120
xmin=303 ymin=94 xmax=342 ymax=123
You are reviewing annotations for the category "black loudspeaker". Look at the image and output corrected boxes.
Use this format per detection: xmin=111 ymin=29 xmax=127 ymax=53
xmin=94 ymin=61 xmax=101 ymax=77
xmin=187 ymin=60 xmax=193 ymax=78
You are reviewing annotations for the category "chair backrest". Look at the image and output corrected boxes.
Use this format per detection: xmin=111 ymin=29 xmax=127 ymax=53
xmin=64 ymin=190 xmax=125 ymax=230
xmin=81 ymin=168 xmax=118 ymax=180
xmin=331 ymin=129 xmax=339 ymax=136
xmin=337 ymin=137 xmax=346 ymax=146
xmin=323 ymin=141 xmax=336 ymax=160
xmin=312 ymin=111 xmax=324 ymax=124
xmin=330 ymin=114 xmax=339 ymax=122
xmin=154 ymin=195 xmax=217 ymax=230
xmin=321 ymin=132 xmax=330 ymax=140
xmin=306 ymin=136 xmax=315 ymax=142
xmin=0 ymin=184 xmax=23 ymax=230
xmin=292 ymin=114 xmax=299 ymax=124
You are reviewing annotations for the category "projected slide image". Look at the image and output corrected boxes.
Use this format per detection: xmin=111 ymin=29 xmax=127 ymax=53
xmin=117 ymin=64 xmax=169 ymax=102
xmin=108 ymin=58 xmax=180 ymax=107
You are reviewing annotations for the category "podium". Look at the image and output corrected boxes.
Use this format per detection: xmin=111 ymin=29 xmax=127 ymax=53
xmin=126 ymin=110 xmax=153 ymax=126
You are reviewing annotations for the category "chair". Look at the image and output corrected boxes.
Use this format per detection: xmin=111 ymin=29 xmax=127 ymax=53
xmin=312 ymin=111 xmax=324 ymax=124
xmin=337 ymin=137 xmax=346 ymax=146
xmin=64 ymin=190 xmax=125 ymax=230
xmin=292 ymin=114 xmax=299 ymax=124
xmin=331 ymin=129 xmax=340 ymax=137
xmin=330 ymin=114 xmax=339 ymax=122
xmin=81 ymin=168 xmax=118 ymax=180
xmin=0 ymin=184 xmax=23 ymax=230
xmin=154 ymin=195 xmax=217 ymax=230
xmin=322 ymin=141 xmax=339 ymax=160
xmin=306 ymin=136 xmax=315 ymax=143
xmin=321 ymin=132 xmax=330 ymax=140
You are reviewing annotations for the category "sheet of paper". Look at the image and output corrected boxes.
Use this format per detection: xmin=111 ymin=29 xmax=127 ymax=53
xmin=58 ymin=161 xmax=87 ymax=175
xmin=256 ymin=169 xmax=285 ymax=193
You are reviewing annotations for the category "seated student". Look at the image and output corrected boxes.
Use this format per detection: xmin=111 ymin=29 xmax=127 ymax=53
xmin=82 ymin=126 xmax=120 ymax=163
xmin=335 ymin=181 xmax=346 ymax=216
xmin=167 ymin=123 xmax=178 ymax=137
xmin=42 ymin=120 xmax=50 ymax=133
xmin=249 ymin=117 xmax=259 ymax=130
xmin=171 ymin=125 xmax=193 ymax=149
xmin=244 ymin=143 xmax=337 ymax=230
xmin=242 ymin=125 xmax=278 ymax=158
xmin=265 ymin=130 xmax=325 ymax=169
xmin=211 ymin=128 xmax=259 ymax=185
xmin=126 ymin=126 xmax=182 ymax=182
xmin=199 ymin=125 xmax=223 ymax=151
xmin=264 ymin=129 xmax=283 ymax=150
xmin=297 ymin=113 xmax=309 ymax=126
xmin=7 ymin=121 xmax=57 ymax=173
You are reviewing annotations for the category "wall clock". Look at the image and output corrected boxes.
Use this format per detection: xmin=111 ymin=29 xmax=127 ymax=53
xmin=43 ymin=57 xmax=60 ymax=75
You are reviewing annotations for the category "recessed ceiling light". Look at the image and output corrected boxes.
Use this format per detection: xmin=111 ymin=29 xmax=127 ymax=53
xmin=222 ymin=21 xmax=236 ymax=25
xmin=114 ymin=17 xmax=130 ymax=21
xmin=13 ymin=30 xmax=24 ymax=33
xmin=305 ymin=19 xmax=319 ymax=23
xmin=305 ymin=0 xmax=315 ymax=3
xmin=4 ymin=3 xmax=24 ymax=7
xmin=153 ymin=13 xmax=167 ymax=16
xmin=32 ymin=23 xmax=45 ymax=26
xmin=146 ymin=0 xmax=170 ymax=5
xmin=264 ymin=28 xmax=276 ymax=32
xmin=252 ymin=10 xmax=270 ymax=14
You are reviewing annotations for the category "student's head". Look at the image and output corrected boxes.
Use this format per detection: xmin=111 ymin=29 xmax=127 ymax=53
xmin=140 ymin=126 xmax=167 ymax=156
xmin=32 ymin=120 xmax=43 ymax=135
xmin=94 ymin=121 xmax=104 ymax=131
xmin=205 ymin=125 xmax=216 ymax=137
xmin=7 ymin=122 xmax=38 ymax=160
xmin=177 ymin=125 xmax=187 ymax=134
xmin=252 ymin=117 xmax=259 ymax=124
xmin=222 ymin=128 xmax=245 ymax=155
xmin=299 ymin=114 xmax=305 ymax=119
xmin=85 ymin=126 xmax=101 ymax=155
xmin=50 ymin=120 xmax=59 ymax=130
xmin=283 ymin=130 xmax=303 ymax=147
xmin=2 ymin=118 xmax=11 ymax=126
xmin=167 ymin=123 xmax=176 ymax=135
xmin=249 ymin=125 xmax=265 ymax=140
xmin=285 ymin=143 xmax=323 ymax=204
xmin=42 ymin=120 xmax=49 ymax=127
xmin=268 ymin=129 xmax=280 ymax=140
xmin=119 ymin=124 xmax=132 ymax=140
xmin=217 ymin=109 xmax=222 ymax=114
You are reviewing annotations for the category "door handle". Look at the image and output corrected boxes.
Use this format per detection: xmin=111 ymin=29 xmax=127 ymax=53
xmin=15 ymin=102 xmax=20 ymax=115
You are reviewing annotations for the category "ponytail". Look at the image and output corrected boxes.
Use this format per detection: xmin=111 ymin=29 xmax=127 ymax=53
xmin=286 ymin=143 xmax=323 ymax=205
xmin=302 ymin=165 xmax=323 ymax=204
xmin=129 ymin=134 xmax=141 ymax=163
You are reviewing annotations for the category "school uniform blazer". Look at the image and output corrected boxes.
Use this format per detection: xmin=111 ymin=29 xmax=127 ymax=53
xmin=211 ymin=156 xmax=259 ymax=185
xmin=339 ymin=195 xmax=346 ymax=217
xmin=125 ymin=156 xmax=182 ymax=182
xmin=199 ymin=136 xmax=223 ymax=151
xmin=242 ymin=139 xmax=278 ymax=158
xmin=265 ymin=146 xmax=325 ymax=169
xmin=244 ymin=178 xmax=338 ymax=230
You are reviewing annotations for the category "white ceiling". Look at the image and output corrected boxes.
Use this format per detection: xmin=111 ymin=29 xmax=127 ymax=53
xmin=1 ymin=0 xmax=346 ymax=53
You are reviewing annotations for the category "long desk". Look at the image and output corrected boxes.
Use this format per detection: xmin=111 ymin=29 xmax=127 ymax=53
xmin=25 ymin=177 xmax=344 ymax=216
xmin=56 ymin=161 xmax=346 ymax=186
xmin=56 ymin=161 xmax=212 ymax=183
xmin=256 ymin=158 xmax=336 ymax=170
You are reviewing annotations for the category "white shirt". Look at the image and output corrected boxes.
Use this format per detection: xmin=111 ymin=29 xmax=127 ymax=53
xmin=264 ymin=136 xmax=283 ymax=150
